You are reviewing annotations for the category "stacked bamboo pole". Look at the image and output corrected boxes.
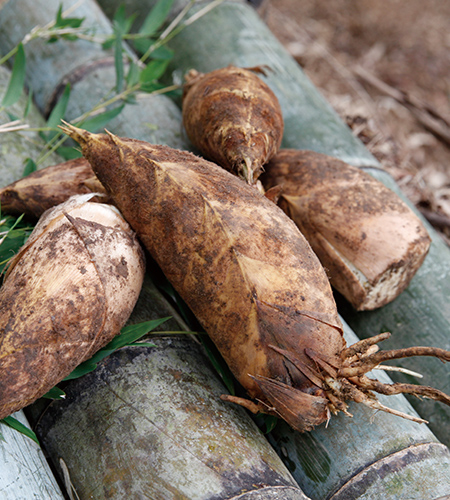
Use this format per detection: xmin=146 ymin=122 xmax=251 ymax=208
xmin=97 ymin=0 xmax=450 ymax=447
xmin=0 ymin=1 xmax=310 ymax=498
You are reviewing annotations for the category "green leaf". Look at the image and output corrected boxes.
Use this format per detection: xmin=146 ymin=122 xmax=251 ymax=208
xmin=139 ymin=0 xmax=175 ymax=37
xmin=139 ymin=59 xmax=170 ymax=85
xmin=22 ymin=158 xmax=37 ymax=177
xmin=80 ymin=104 xmax=125 ymax=132
xmin=46 ymin=83 xmax=71 ymax=129
xmin=1 ymin=43 xmax=26 ymax=107
xmin=63 ymin=317 xmax=171 ymax=381
xmin=149 ymin=45 xmax=174 ymax=61
xmin=133 ymin=39 xmax=174 ymax=59
xmin=0 ymin=416 xmax=39 ymax=444
xmin=0 ymin=214 xmax=32 ymax=275
xmin=6 ymin=111 xmax=19 ymax=122
xmin=126 ymin=61 xmax=141 ymax=88
xmin=102 ymin=36 xmax=116 ymax=51
xmin=114 ymin=36 xmax=124 ymax=93
xmin=42 ymin=386 xmax=66 ymax=400
xmin=53 ymin=4 xmax=84 ymax=30
xmin=55 ymin=146 xmax=82 ymax=160
xmin=23 ymin=88 xmax=33 ymax=118
xmin=113 ymin=5 xmax=136 ymax=35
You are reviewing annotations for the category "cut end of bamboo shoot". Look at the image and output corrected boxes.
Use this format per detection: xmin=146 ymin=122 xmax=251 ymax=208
xmin=261 ymin=149 xmax=432 ymax=310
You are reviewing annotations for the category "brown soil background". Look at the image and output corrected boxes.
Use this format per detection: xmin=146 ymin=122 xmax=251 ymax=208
xmin=258 ymin=0 xmax=450 ymax=244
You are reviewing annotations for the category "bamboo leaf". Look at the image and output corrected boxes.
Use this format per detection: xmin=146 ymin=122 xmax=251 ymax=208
xmin=80 ymin=104 xmax=125 ymax=132
xmin=63 ymin=317 xmax=171 ymax=381
xmin=48 ymin=4 xmax=84 ymax=42
xmin=126 ymin=61 xmax=141 ymax=88
xmin=23 ymin=88 xmax=33 ymax=118
xmin=139 ymin=0 xmax=175 ymax=37
xmin=149 ymin=45 xmax=174 ymax=61
xmin=139 ymin=59 xmax=170 ymax=86
xmin=1 ymin=43 xmax=26 ymax=107
xmin=55 ymin=146 xmax=82 ymax=160
xmin=0 ymin=416 xmax=39 ymax=444
xmin=22 ymin=158 xmax=37 ymax=177
xmin=46 ymin=83 xmax=71 ymax=129
xmin=42 ymin=386 xmax=66 ymax=400
xmin=113 ymin=4 xmax=136 ymax=35
xmin=114 ymin=35 xmax=124 ymax=93
xmin=0 ymin=214 xmax=32 ymax=275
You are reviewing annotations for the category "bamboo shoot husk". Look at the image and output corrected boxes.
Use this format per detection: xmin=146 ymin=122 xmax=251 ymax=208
xmin=99 ymin=0 xmax=450 ymax=447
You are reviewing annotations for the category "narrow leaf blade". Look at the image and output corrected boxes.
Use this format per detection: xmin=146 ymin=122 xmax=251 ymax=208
xmin=1 ymin=43 xmax=26 ymax=107
xmin=46 ymin=84 xmax=71 ymax=129
xmin=80 ymin=104 xmax=125 ymax=132
xmin=139 ymin=0 xmax=175 ymax=37
xmin=1 ymin=416 xmax=39 ymax=444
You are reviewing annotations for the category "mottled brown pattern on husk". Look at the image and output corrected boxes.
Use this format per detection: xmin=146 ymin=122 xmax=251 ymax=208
xmin=65 ymin=127 xmax=344 ymax=432
xmin=261 ymin=149 xmax=431 ymax=310
xmin=0 ymin=158 xmax=107 ymax=218
xmin=182 ymin=66 xmax=284 ymax=184
xmin=0 ymin=197 xmax=145 ymax=419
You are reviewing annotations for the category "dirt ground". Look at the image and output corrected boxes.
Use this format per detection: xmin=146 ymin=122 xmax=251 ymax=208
xmin=258 ymin=0 xmax=450 ymax=244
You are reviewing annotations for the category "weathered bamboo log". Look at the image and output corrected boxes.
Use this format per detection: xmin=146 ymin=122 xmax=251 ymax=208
xmin=96 ymin=0 xmax=450 ymax=446
xmin=0 ymin=0 xmax=187 ymax=150
xmin=0 ymin=410 xmax=64 ymax=499
xmin=0 ymin=1 xmax=310 ymax=497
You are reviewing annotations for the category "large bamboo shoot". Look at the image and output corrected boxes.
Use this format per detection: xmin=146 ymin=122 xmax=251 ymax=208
xmin=97 ymin=0 xmax=450 ymax=447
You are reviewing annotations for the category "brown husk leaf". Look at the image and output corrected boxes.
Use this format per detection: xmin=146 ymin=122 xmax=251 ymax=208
xmin=182 ymin=66 xmax=284 ymax=185
xmin=261 ymin=149 xmax=431 ymax=310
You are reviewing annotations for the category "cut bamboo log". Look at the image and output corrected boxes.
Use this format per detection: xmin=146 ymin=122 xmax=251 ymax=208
xmin=0 ymin=410 xmax=64 ymax=500
xmin=97 ymin=0 xmax=450 ymax=447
